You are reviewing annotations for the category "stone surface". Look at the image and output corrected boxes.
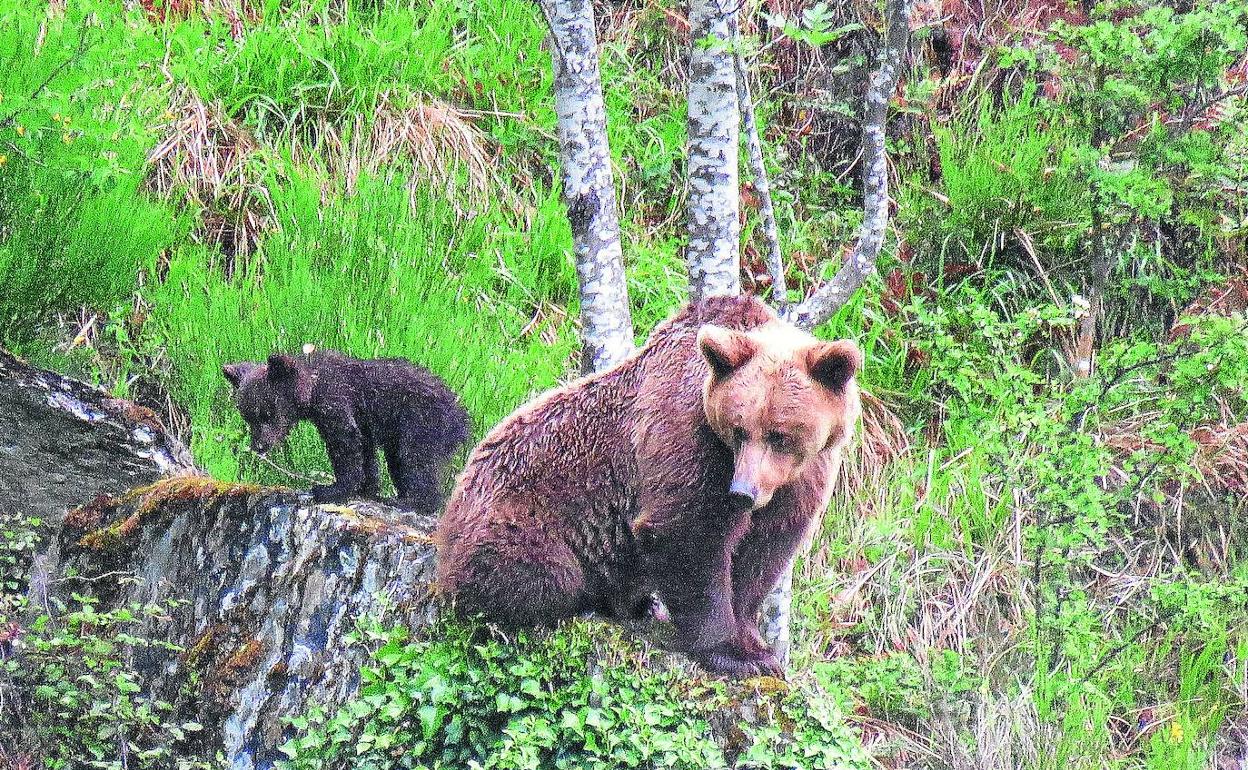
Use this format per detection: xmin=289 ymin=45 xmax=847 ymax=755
xmin=0 ymin=348 xmax=194 ymax=530
xmin=50 ymin=480 xmax=438 ymax=770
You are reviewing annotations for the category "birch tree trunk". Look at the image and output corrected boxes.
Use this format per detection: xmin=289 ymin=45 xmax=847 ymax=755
xmin=540 ymin=0 xmax=636 ymax=373
xmin=685 ymin=0 xmax=741 ymax=301
xmin=782 ymin=0 xmax=912 ymax=331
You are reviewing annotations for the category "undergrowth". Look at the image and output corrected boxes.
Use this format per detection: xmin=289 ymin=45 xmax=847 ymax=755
xmin=278 ymin=620 xmax=870 ymax=770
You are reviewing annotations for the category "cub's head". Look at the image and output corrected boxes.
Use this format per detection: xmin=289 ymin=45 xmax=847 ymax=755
xmin=222 ymin=354 xmax=313 ymax=454
xmin=697 ymin=322 xmax=862 ymax=511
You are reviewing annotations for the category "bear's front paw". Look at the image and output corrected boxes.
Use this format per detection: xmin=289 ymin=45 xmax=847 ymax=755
xmin=692 ymin=645 xmax=784 ymax=679
xmin=311 ymin=484 xmax=352 ymax=503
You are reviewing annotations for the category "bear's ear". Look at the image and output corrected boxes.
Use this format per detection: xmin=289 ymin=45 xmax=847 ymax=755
xmin=266 ymin=353 xmax=301 ymax=381
xmin=805 ymin=339 xmax=862 ymax=393
xmin=698 ymin=325 xmax=758 ymax=379
xmin=222 ymin=362 xmax=257 ymax=389
xmin=267 ymin=354 xmax=313 ymax=404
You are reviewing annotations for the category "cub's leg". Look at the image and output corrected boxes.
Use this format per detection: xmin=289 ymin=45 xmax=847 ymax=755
xmin=360 ymin=432 xmax=382 ymax=498
xmin=390 ymin=426 xmax=458 ymax=514
xmin=311 ymin=412 xmax=366 ymax=502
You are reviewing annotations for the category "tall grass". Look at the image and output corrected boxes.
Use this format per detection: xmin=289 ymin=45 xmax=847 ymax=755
xmin=902 ymin=83 xmax=1090 ymax=270
xmin=0 ymin=0 xmax=173 ymax=351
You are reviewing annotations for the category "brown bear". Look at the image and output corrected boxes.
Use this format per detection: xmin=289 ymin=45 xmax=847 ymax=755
xmin=223 ymin=350 xmax=470 ymax=513
xmin=434 ymin=295 xmax=861 ymax=676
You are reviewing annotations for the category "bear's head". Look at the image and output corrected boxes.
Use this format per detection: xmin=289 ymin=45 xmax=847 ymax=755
xmin=222 ymin=354 xmax=313 ymax=454
xmin=697 ymin=322 xmax=862 ymax=511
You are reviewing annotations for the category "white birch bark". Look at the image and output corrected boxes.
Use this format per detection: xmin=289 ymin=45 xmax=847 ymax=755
xmin=540 ymin=0 xmax=636 ymax=373
xmin=762 ymin=0 xmax=912 ymax=660
xmin=735 ymin=35 xmax=787 ymax=308
xmin=783 ymin=0 xmax=912 ymax=331
xmin=759 ymin=554 xmax=796 ymax=666
xmin=685 ymin=0 xmax=741 ymax=301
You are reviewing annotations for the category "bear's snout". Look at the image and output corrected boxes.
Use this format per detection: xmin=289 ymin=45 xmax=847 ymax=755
xmin=728 ymin=479 xmax=758 ymax=511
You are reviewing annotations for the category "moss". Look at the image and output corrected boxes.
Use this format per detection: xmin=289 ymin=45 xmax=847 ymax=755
xmin=327 ymin=504 xmax=433 ymax=545
xmin=73 ymin=477 xmax=267 ymax=551
xmin=184 ymin=624 xmax=226 ymax=668
xmin=222 ymin=638 xmax=265 ymax=673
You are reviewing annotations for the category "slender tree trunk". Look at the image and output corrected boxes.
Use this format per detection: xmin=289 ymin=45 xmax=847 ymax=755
xmin=783 ymin=0 xmax=912 ymax=331
xmin=759 ymin=554 xmax=796 ymax=665
xmin=735 ymin=33 xmax=787 ymax=307
xmin=540 ymin=0 xmax=635 ymax=373
xmin=685 ymin=0 xmax=741 ymax=301
xmin=762 ymin=0 xmax=912 ymax=659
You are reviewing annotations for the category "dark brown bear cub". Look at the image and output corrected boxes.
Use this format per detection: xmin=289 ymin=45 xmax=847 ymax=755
xmin=224 ymin=350 xmax=470 ymax=513
xmin=435 ymin=295 xmax=861 ymax=676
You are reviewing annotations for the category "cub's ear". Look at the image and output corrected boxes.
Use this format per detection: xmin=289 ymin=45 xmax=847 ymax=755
xmin=697 ymin=325 xmax=758 ymax=379
xmin=266 ymin=353 xmax=313 ymax=405
xmin=266 ymin=353 xmax=301 ymax=382
xmin=222 ymin=362 xmax=257 ymax=389
xmin=805 ymin=339 xmax=862 ymax=393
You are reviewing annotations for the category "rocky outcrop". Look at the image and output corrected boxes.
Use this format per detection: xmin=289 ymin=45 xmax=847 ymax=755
xmin=1 ymin=350 xmax=438 ymax=769
xmin=0 ymin=349 xmax=194 ymax=530
xmin=51 ymin=480 xmax=438 ymax=770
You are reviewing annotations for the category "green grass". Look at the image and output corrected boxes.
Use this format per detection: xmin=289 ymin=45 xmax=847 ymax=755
xmin=900 ymin=82 xmax=1090 ymax=272
xmin=1 ymin=0 xmax=1246 ymax=768
xmin=0 ymin=0 xmax=173 ymax=351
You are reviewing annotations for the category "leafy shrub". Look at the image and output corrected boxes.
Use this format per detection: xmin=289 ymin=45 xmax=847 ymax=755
xmin=0 ymin=585 xmax=211 ymax=769
xmin=279 ymin=621 xmax=871 ymax=770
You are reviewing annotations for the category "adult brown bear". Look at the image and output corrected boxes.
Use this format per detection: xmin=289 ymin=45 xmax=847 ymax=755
xmin=435 ymin=294 xmax=861 ymax=676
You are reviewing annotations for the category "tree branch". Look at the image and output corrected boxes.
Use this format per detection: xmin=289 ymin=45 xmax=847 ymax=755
xmin=782 ymin=0 xmax=911 ymax=331
xmin=733 ymin=22 xmax=787 ymax=308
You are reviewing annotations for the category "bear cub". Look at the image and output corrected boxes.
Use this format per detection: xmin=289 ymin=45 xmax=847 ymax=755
xmin=224 ymin=350 xmax=470 ymax=513
xmin=435 ymin=295 xmax=861 ymax=676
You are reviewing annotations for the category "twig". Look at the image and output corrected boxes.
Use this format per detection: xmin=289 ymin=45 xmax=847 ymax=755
xmin=732 ymin=16 xmax=786 ymax=307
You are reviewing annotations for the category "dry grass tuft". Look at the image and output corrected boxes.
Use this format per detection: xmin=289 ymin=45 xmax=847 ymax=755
xmin=145 ymin=85 xmax=272 ymax=263
xmin=840 ymin=389 xmax=911 ymax=495
xmin=296 ymin=93 xmax=514 ymax=218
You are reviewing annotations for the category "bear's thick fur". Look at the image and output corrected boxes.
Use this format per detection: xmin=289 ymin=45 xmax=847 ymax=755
xmin=435 ymin=295 xmax=861 ymax=675
xmin=224 ymin=350 xmax=470 ymax=513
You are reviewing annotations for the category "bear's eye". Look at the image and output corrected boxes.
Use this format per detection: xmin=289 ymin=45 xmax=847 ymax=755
xmin=766 ymin=431 xmax=792 ymax=453
xmin=732 ymin=427 xmax=747 ymax=447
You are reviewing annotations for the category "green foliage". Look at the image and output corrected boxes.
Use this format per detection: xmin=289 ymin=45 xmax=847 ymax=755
xmin=901 ymin=83 xmax=1090 ymax=267
xmin=815 ymin=652 xmax=930 ymax=723
xmin=279 ymin=621 xmax=869 ymax=770
xmin=0 ymin=0 xmax=1245 ymax=767
xmin=0 ymin=0 xmax=180 ymax=349
xmin=0 ymin=587 xmax=212 ymax=769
